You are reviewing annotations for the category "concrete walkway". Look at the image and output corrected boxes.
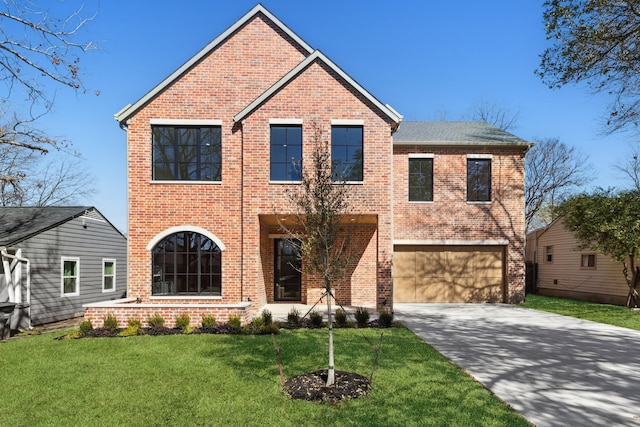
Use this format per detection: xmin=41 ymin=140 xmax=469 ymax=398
xmin=394 ymin=303 xmax=640 ymax=427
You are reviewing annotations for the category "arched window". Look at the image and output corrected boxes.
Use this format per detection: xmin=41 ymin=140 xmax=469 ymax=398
xmin=151 ymin=231 xmax=221 ymax=296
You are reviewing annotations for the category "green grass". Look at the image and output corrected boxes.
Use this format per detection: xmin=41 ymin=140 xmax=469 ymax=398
xmin=0 ymin=327 xmax=530 ymax=427
xmin=521 ymin=294 xmax=640 ymax=331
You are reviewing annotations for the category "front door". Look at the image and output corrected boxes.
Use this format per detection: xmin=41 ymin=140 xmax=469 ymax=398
xmin=274 ymin=239 xmax=301 ymax=301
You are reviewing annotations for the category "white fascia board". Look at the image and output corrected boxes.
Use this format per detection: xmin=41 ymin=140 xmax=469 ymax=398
xmin=114 ymin=4 xmax=314 ymax=124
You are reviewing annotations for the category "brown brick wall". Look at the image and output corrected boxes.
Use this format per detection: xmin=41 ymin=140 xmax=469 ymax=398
xmin=392 ymin=146 xmax=526 ymax=303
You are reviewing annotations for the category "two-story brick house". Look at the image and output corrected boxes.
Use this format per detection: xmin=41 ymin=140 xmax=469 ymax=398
xmin=84 ymin=5 xmax=530 ymax=327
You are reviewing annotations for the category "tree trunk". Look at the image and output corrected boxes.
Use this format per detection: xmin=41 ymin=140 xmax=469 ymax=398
xmin=326 ymin=280 xmax=335 ymax=386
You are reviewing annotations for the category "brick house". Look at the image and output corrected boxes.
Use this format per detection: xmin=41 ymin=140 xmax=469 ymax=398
xmin=84 ymin=5 xmax=530 ymax=327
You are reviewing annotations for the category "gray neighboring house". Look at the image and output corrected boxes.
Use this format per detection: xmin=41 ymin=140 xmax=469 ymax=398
xmin=0 ymin=206 xmax=127 ymax=328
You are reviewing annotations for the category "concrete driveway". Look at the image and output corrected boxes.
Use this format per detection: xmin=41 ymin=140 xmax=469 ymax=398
xmin=394 ymin=303 xmax=640 ymax=427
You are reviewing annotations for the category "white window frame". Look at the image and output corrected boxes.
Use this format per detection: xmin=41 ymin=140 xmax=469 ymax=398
xmin=580 ymin=253 xmax=597 ymax=269
xmin=61 ymin=257 xmax=80 ymax=297
xmin=102 ymin=258 xmax=116 ymax=293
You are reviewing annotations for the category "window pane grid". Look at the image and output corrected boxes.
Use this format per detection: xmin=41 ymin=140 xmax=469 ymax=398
xmin=331 ymin=126 xmax=363 ymax=181
xmin=409 ymin=158 xmax=433 ymax=201
xmin=467 ymin=159 xmax=491 ymax=202
xmin=152 ymin=126 xmax=222 ymax=181
xmin=152 ymin=231 xmax=222 ymax=296
xmin=270 ymin=125 xmax=302 ymax=181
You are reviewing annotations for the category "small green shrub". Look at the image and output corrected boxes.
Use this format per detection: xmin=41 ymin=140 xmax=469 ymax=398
xmin=309 ymin=310 xmax=324 ymax=328
xmin=247 ymin=316 xmax=264 ymax=333
xmin=287 ymin=307 xmax=300 ymax=325
xmin=127 ymin=318 xmax=142 ymax=329
xmin=79 ymin=319 xmax=93 ymax=335
xmin=147 ymin=313 xmax=165 ymax=328
xmin=378 ymin=308 xmax=394 ymax=328
xmin=335 ymin=308 xmax=347 ymax=326
xmin=201 ymin=314 xmax=217 ymax=329
xmin=355 ymin=307 xmax=370 ymax=327
xmin=228 ymin=314 xmax=242 ymax=330
xmin=103 ymin=314 xmax=119 ymax=331
xmin=175 ymin=312 xmax=191 ymax=331
xmin=261 ymin=309 xmax=272 ymax=325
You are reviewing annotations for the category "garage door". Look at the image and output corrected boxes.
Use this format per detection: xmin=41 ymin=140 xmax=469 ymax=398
xmin=393 ymin=245 xmax=504 ymax=303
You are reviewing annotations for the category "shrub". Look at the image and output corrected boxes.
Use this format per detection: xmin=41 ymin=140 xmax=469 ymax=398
xmin=103 ymin=314 xmax=119 ymax=331
xmin=260 ymin=323 xmax=280 ymax=335
xmin=378 ymin=308 xmax=394 ymax=328
xmin=79 ymin=319 xmax=93 ymax=335
xmin=261 ymin=309 xmax=272 ymax=325
xmin=355 ymin=307 xmax=370 ymax=328
xmin=247 ymin=316 xmax=264 ymax=334
xmin=201 ymin=314 xmax=217 ymax=329
xmin=147 ymin=313 xmax=165 ymax=328
xmin=287 ymin=307 xmax=300 ymax=325
xmin=309 ymin=310 xmax=324 ymax=328
xmin=175 ymin=312 xmax=190 ymax=331
xmin=334 ymin=308 xmax=347 ymax=326
xmin=228 ymin=314 xmax=242 ymax=331
xmin=127 ymin=318 xmax=143 ymax=329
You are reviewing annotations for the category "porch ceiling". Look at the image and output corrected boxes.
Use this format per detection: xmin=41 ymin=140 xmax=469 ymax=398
xmin=259 ymin=214 xmax=378 ymax=227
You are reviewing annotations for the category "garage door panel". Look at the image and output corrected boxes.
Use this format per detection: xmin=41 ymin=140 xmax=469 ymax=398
xmin=393 ymin=250 xmax=416 ymax=279
xmin=394 ymin=245 xmax=505 ymax=303
xmin=416 ymin=250 xmax=445 ymax=276
xmin=393 ymin=277 xmax=416 ymax=303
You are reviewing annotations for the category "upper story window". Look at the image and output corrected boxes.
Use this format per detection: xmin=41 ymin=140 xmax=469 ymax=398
xmin=152 ymin=231 xmax=222 ymax=296
xmin=270 ymin=124 xmax=302 ymax=181
xmin=331 ymin=125 xmax=363 ymax=182
xmin=467 ymin=156 xmax=491 ymax=202
xmin=152 ymin=125 xmax=222 ymax=181
xmin=545 ymin=245 xmax=553 ymax=263
xmin=409 ymin=155 xmax=434 ymax=202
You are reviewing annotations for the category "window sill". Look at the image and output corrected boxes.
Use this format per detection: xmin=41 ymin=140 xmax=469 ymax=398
xmin=408 ymin=200 xmax=434 ymax=204
xmin=269 ymin=180 xmax=302 ymax=185
xmin=150 ymin=180 xmax=222 ymax=185
xmin=467 ymin=201 xmax=492 ymax=205
xmin=102 ymin=289 xmax=116 ymax=293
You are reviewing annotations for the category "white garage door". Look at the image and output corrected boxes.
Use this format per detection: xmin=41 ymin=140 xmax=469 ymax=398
xmin=393 ymin=245 xmax=505 ymax=303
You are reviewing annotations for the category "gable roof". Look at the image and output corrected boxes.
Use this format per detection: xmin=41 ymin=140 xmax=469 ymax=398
xmin=115 ymin=4 xmax=313 ymax=125
xmin=393 ymin=121 xmax=532 ymax=147
xmin=0 ymin=206 xmax=119 ymax=246
xmin=233 ymin=50 xmax=403 ymax=126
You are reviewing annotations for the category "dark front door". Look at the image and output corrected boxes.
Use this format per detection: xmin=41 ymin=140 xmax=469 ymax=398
xmin=274 ymin=239 xmax=301 ymax=301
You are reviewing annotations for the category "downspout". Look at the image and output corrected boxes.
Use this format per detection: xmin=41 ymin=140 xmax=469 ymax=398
xmin=1 ymin=248 xmax=32 ymax=329
xmin=239 ymin=119 xmax=245 ymax=303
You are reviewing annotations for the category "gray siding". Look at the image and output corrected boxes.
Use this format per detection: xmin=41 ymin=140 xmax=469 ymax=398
xmin=15 ymin=212 xmax=127 ymax=324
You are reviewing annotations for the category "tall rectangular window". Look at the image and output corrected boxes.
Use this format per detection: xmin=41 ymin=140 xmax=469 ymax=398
xmin=545 ymin=246 xmax=554 ymax=263
xmin=332 ymin=126 xmax=363 ymax=181
xmin=409 ymin=157 xmax=433 ymax=201
xmin=467 ymin=158 xmax=491 ymax=202
xmin=270 ymin=125 xmax=302 ymax=181
xmin=61 ymin=257 xmax=80 ymax=296
xmin=103 ymin=259 xmax=116 ymax=292
xmin=581 ymin=254 xmax=596 ymax=269
xmin=152 ymin=126 xmax=222 ymax=181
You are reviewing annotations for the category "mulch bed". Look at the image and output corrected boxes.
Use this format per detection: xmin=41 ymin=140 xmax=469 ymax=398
xmin=284 ymin=369 xmax=371 ymax=403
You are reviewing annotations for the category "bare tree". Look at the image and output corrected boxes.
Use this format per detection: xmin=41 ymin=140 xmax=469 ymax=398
xmin=280 ymin=125 xmax=352 ymax=387
xmin=0 ymin=1 xmax=96 ymax=153
xmin=526 ymin=138 xmax=592 ymax=231
xmin=471 ymin=99 xmax=520 ymax=132
xmin=614 ymin=143 xmax=640 ymax=191
xmin=0 ymin=146 xmax=93 ymax=206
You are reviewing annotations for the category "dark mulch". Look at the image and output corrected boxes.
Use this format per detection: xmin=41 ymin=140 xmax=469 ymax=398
xmin=284 ymin=369 xmax=371 ymax=403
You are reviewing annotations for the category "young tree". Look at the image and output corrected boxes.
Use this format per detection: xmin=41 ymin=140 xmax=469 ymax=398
xmin=537 ymin=1 xmax=640 ymax=134
xmin=556 ymin=189 xmax=640 ymax=307
xmin=280 ymin=125 xmax=352 ymax=387
xmin=526 ymin=138 xmax=592 ymax=231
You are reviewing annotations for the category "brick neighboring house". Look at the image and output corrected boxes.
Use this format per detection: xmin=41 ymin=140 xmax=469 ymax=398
xmin=84 ymin=5 xmax=530 ymax=327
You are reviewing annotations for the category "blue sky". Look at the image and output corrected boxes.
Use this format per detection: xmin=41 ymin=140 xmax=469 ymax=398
xmin=31 ymin=0 xmax=636 ymax=232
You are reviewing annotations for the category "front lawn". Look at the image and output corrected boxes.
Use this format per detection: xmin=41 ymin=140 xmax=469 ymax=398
xmin=521 ymin=294 xmax=640 ymax=331
xmin=1 ymin=327 xmax=530 ymax=426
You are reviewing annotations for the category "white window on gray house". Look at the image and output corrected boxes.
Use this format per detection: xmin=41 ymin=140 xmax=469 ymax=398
xmin=103 ymin=259 xmax=116 ymax=292
xmin=61 ymin=257 xmax=80 ymax=296
xmin=581 ymin=254 xmax=596 ymax=269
